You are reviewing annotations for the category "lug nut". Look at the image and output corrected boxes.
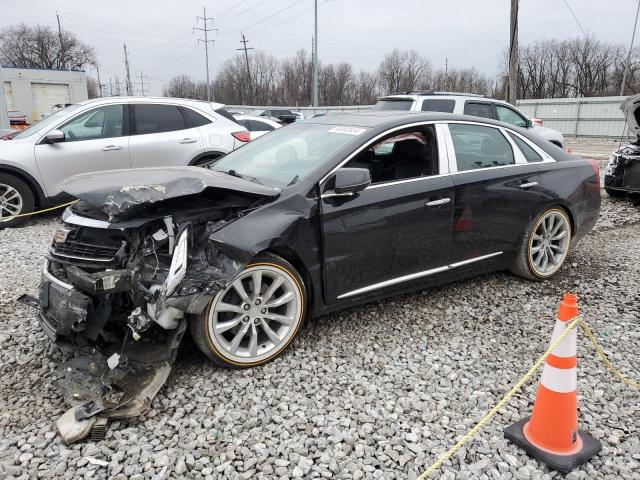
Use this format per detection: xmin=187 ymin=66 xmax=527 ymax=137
xmin=243 ymin=316 xmax=249 ymax=322
xmin=243 ymin=304 xmax=250 ymax=310
xmin=254 ymin=318 xmax=260 ymax=325
xmin=261 ymin=308 xmax=267 ymax=314
xmin=255 ymin=299 xmax=261 ymax=305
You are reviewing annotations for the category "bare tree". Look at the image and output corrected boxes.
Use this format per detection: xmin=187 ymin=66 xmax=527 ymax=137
xmin=87 ymin=76 xmax=98 ymax=99
xmin=0 ymin=23 xmax=96 ymax=70
xmin=378 ymin=49 xmax=430 ymax=93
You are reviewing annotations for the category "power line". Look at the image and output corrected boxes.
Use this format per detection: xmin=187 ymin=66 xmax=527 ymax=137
xmin=216 ymin=0 xmax=252 ymax=21
xmin=561 ymin=0 xmax=586 ymax=37
xmin=237 ymin=0 xmax=302 ymax=32
xmin=193 ymin=6 xmax=218 ymax=101
xmin=222 ymin=1 xmax=265 ymax=23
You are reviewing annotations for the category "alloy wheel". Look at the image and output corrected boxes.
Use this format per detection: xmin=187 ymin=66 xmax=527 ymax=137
xmin=0 ymin=183 xmax=23 ymax=222
xmin=206 ymin=264 xmax=303 ymax=364
xmin=529 ymin=210 xmax=570 ymax=276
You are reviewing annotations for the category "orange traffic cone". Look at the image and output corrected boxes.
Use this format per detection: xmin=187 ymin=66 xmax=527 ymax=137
xmin=504 ymin=294 xmax=601 ymax=473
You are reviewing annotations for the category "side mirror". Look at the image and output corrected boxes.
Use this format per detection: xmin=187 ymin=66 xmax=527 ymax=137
xmin=44 ymin=129 xmax=65 ymax=144
xmin=334 ymin=168 xmax=371 ymax=195
xmin=525 ymin=118 xmax=533 ymax=129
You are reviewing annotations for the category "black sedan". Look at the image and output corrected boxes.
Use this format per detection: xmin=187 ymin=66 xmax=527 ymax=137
xmin=38 ymin=111 xmax=600 ymax=371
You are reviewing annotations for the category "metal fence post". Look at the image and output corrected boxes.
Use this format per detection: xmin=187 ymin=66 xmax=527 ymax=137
xmin=573 ymin=97 xmax=582 ymax=137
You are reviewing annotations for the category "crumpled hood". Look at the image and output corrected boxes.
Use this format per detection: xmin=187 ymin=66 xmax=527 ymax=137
xmin=60 ymin=166 xmax=281 ymax=220
xmin=621 ymin=93 xmax=640 ymax=135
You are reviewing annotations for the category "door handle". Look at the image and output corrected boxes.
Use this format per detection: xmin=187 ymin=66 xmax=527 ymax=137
xmin=519 ymin=181 xmax=538 ymax=189
xmin=101 ymin=145 xmax=121 ymax=151
xmin=179 ymin=138 xmax=198 ymax=144
xmin=425 ymin=198 xmax=451 ymax=207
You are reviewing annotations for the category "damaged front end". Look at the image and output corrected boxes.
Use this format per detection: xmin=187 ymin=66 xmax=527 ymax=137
xmin=605 ymin=141 xmax=640 ymax=195
xmin=20 ymin=168 xmax=279 ymax=442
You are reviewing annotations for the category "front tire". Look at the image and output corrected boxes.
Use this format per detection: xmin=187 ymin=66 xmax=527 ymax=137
xmin=0 ymin=173 xmax=34 ymax=229
xmin=190 ymin=253 xmax=306 ymax=368
xmin=511 ymin=208 xmax=572 ymax=281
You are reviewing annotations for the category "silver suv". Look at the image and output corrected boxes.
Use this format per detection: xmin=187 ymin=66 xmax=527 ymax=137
xmin=0 ymin=97 xmax=249 ymax=227
xmin=373 ymin=91 xmax=565 ymax=148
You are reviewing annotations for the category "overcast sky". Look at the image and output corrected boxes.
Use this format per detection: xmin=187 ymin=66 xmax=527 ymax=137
xmin=2 ymin=0 xmax=639 ymax=96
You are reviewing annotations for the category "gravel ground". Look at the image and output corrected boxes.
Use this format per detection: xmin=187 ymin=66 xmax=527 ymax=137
xmin=0 ymin=176 xmax=639 ymax=479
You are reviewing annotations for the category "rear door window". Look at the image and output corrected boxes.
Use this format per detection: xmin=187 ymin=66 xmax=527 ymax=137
xmin=372 ymin=99 xmax=414 ymax=111
xmin=507 ymin=131 xmax=543 ymax=162
xmin=495 ymin=105 xmax=528 ymax=128
xmin=463 ymin=102 xmax=494 ymax=119
xmin=254 ymin=120 xmax=275 ymax=131
xmin=421 ymin=99 xmax=455 ymax=113
xmin=133 ymin=104 xmax=187 ymax=135
xmin=449 ymin=124 xmax=515 ymax=171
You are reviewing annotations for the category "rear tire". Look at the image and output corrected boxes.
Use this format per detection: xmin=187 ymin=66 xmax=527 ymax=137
xmin=511 ymin=208 xmax=572 ymax=281
xmin=0 ymin=173 xmax=34 ymax=229
xmin=190 ymin=253 xmax=306 ymax=368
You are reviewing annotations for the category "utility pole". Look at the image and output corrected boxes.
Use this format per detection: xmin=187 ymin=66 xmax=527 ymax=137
xmin=123 ymin=44 xmax=133 ymax=96
xmin=620 ymin=0 xmax=640 ymax=96
xmin=109 ymin=77 xmax=113 ymax=96
xmin=56 ymin=12 xmax=64 ymax=68
xmin=95 ymin=65 xmax=103 ymax=97
xmin=445 ymin=57 xmax=448 ymax=91
xmin=193 ymin=6 xmax=218 ymax=102
xmin=138 ymin=71 xmax=149 ymax=96
xmin=312 ymin=0 xmax=319 ymax=108
xmin=237 ymin=33 xmax=254 ymax=104
xmin=507 ymin=0 xmax=519 ymax=104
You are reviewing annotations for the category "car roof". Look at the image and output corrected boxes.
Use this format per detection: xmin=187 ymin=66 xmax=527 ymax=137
xmin=304 ymin=110 xmax=512 ymax=128
xmin=76 ymin=96 xmax=225 ymax=110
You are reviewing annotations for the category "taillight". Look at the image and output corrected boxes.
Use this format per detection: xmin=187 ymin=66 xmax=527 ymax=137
xmin=232 ymin=131 xmax=251 ymax=143
xmin=532 ymin=117 xmax=543 ymax=126
xmin=586 ymin=158 xmax=600 ymax=184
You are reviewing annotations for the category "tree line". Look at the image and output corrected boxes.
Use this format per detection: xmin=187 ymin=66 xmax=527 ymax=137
xmin=1 ymin=23 xmax=639 ymax=105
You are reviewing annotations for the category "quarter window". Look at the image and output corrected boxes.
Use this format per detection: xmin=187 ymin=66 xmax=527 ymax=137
xmin=495 ymin=105 xmax=528 ymax=128
xmin=133 ymin=104 xmax=187 ymax=135
xmin=421 ymin=99 xmax=455 ymax=113
xmin=449 ymin=124 xmax=515 ymax=171
xmin=182 ymin=107 xmax=212 ymax=127
xmin=463 ymin=102 xmax=494 ymax=119
xmin=59 ymin=105 xmax=124 ymax=142
xmin=508 ymin=131 xmax=543 ymax=162
xmin=343 ymin=126 xmax=438 ymax=183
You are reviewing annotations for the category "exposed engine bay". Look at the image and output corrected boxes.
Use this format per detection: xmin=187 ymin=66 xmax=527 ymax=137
xmin=605 ymin=139 xmax=640 ymax=196
xmin=19 ymin=167 xmax=280 ymax=442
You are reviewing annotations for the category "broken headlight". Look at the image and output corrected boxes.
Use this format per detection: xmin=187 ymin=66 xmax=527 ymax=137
xmin=165 ymin=228 xmax=189 ymax=296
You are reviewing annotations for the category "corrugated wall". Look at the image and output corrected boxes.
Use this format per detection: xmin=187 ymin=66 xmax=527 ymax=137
xmin=230 ymin=96 xmax=633 ymax=138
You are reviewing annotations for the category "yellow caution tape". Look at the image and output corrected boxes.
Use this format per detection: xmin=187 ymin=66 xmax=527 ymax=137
xmin=2 ymin=200 xmax=77 ymax=220
xmin=418 ymin=316 xmax=638 ymax=479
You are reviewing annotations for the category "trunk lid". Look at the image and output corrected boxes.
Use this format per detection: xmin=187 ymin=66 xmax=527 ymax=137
xmin=621 ymin=93 xmax=640 ymax=135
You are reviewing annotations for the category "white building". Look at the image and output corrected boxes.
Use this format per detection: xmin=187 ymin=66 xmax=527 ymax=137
xmin=1 ymin=67 xmax=88 ymax=124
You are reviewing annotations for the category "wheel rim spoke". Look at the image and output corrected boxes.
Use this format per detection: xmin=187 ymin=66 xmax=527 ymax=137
xmin=248 ymin=324 xmax=258 ymax=357
xmin=214 ymin=314 xmax=243 ymax=334
xmin=232 ymin=279 xmax=250 ymax=303
xmin=0 ymin=183 xmax=22 ymax=221
xmin=262 ymin=277 xmax=284 ymax=303
xmin=263 ymin=312 xmax=294 ymax=326
xmin=266 ymin=290 xmax=294 ymax=308
xmin=229 ymin=322 xmax=251 ymax=353
xmin=216 ymin=302 xmax=244 ymax=314
xmin=260 ymin=319 xmax=281 ymax=345
xmin=251 ymin=271 xmax=263 ymax=298
xmin=531 ymin=212 xmax=569 ymax=274
xmin=551 ymin=230 xmax=567 ymax=241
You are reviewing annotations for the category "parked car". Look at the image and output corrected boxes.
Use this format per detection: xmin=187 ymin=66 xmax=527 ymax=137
xmin=31 ymin=111 xmax=600 ymax=391
xmin=8 ymin=110 xmax=27 ymax=126
xmin=373 ymin=91 xmax=566 ymax=148
xmin=251 ymin=109 xmax=296 ymax=124
xmin=292 ymin=111 xmax=305 ymax=122
xmin=0 ymin=97 xmax=250 ymax=227
xmin=234 ymin=114 xmax=282 ymax=140
xmin=604 ymin=93 xmax=640 ymax=197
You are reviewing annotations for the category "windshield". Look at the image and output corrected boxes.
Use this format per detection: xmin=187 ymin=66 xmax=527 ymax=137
xmin=210 ymin=123 xmax=364 ymax=187
xmin=372 ymin=99 xmax=413 ymax=111
xmin=13 ymin=104 xmax=82 ymax=139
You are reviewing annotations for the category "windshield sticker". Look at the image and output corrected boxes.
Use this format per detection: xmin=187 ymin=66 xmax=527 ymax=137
xmin=328 ymin=126 xmax=366 ymax=136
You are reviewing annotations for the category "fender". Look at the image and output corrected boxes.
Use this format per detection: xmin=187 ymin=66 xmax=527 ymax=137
xmin=0 ymin=163 xmax=47 ymax=205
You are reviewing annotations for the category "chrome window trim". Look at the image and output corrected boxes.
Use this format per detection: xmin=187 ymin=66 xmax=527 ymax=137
xmin=337 ymin=251 xmax=503 ymax=299
xmin=499 ymin=126 xmax=528 ymax=165
xmin=505 ymin=129 xmax=556 ymax=163
xmin=319 ymin=120 xmax=443 ymax=189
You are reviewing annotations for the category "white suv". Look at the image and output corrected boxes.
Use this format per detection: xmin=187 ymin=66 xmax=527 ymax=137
xmin=0 ymin=97 xmax=249 ymax=227
xmin=373 ymin=92 xmax=565 ymax=148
